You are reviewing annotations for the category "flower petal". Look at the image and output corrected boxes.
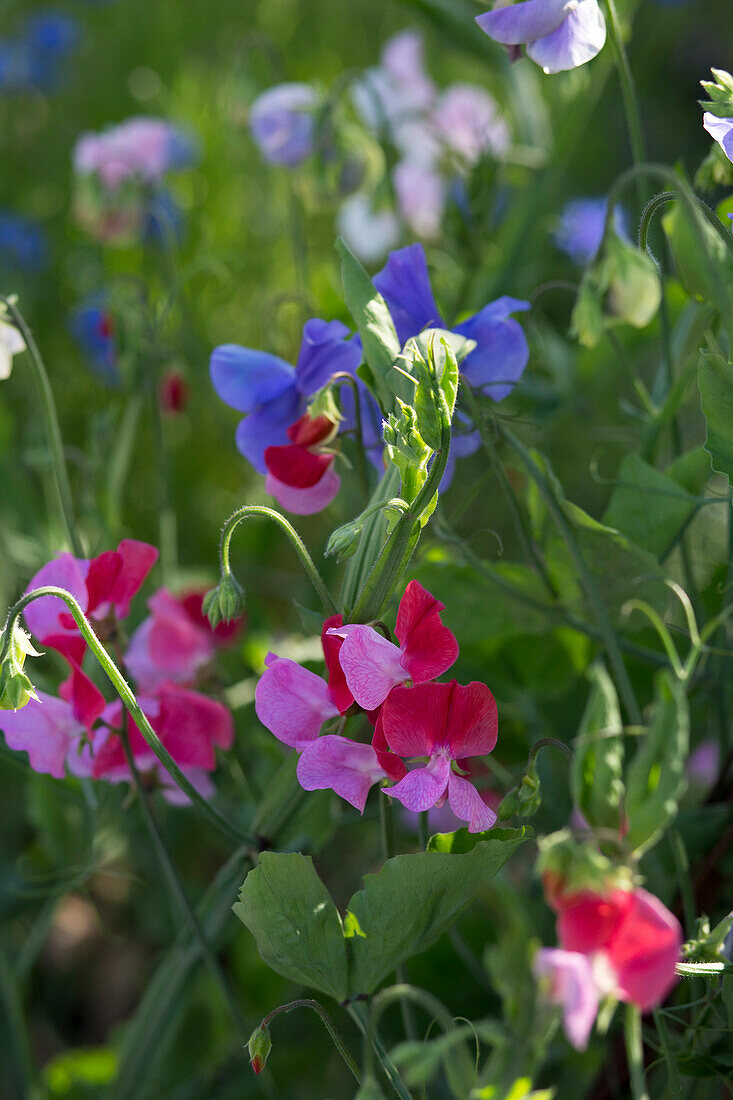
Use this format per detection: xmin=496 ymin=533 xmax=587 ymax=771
xmin=210 ymin=344 xmax=296 ymax=413
xmin=295 ymin=318 xmax=361 ymax=396
xmin=444 ymin=680 xmax=498 ymax=759
xmin=24 ymin=553 xmax=89 ymax=644
xmin=703 ymin=112 xmax=733 ymax=163
xmin=380 ymin=681 xmax=452 ymax=758
xmin=234 ymin=387 xmax=304 ymax=474
xmin=533 ymin=948 xmax=599 ymax=1051
xmin=321 ymin=614 xmax=354 ymax=714
xmin=0 ymin=691 xmax=82 ymax=778
xmin=455 ymin=305 xmax=530 ymax=402
xmin=447 ymin=771 xmax=497 ymax=832
xmin=372 ymin=709 xmax=408 ymax=781
xmin=337 ymin=624 xmax=408 ymax=710
xmin=476 ymin=0 xmax=574 ymax=45
xmin=373 ymin=243 xmax=444 ymax=346
xmin=265 ymin=465 xmax=341 ymax=515
xmin=296 ymin=734 xmax=386 ymax=812
xmin=385 ymin=752 xmax=451 ymax=813
xmin=605 ymin=888 xmax=682 ymax=1011
xmin=104 ymin=539 xmax=159 ymax=619
xmin=255 ymin=654 xmax=339 ymax=748
xmin=395 ymin=580 xmax=459 ymax=684
xmin=526 ymin=0 xmax=606 ymax=74
xmin=264 ymin=444 xmax=335 ymax=489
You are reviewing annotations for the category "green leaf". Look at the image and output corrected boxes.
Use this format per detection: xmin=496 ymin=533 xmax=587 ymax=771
xmin=662 ymin=200 xmax=733 ymax=307
xmin=571 ymin=663 xmax=625 ymax=831
xmin=699 ymin=347 xmax=733 ymax=487
xmin=602 ymin=453 xmax=697 ymax=558
xmin=625 ymin=671 xmax=689 ymax=855
xmin=233 ymin=852 xmax=348 ymax=1002
xmin=427 ymin=825 xmax=530 ymax=854
xmin=346 ymin=830 xmax=528 ymax=997
xmin=336 ymin=237 xmax=404 ymax=412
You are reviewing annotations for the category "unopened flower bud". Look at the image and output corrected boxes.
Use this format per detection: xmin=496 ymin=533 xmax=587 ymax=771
xmin=0 ymin=624 xmax=41 ymax=711
xmin=603 ymin=236 xmax=661 ymax=330
xmin=159 ymin=368 xmax=190 ymax=415
xmin=202 ymin=572 xmax=245 ymax=629
xmin=247 ymin=1022 xmax=272 ymax=1076
xmin=325 ymin=517 xmax=363 ymax=562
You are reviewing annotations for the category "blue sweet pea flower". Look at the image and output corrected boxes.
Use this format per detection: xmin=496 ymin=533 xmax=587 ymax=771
xmin=250 ymin=83 xmax=319 ymax=168
xmin=0 ymin=211 xmax=48 ymax=272
xmin=476 ymin=0 xmax=606 ymax=75
xmin=295 ymin=318 xmax=362 ymax=395
xmin=70 ymin=295 xmax=118 ymax=385
xmin=21 ymin=10 xmax=80 ymax=90
xmin=554 ymin=197 xmax=630 ymax=265
xmin=373 ymin=243 xmax=444 ymax=345
xmin=455 ymin=297 xmax=531 ymax=402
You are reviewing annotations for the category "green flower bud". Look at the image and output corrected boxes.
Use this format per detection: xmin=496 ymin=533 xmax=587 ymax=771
xmin=202 ymin=572 xmax=245 ymax=629
xmin=700 ymin=68 xmax=733 ymax=117
xmin=307 ymin=385 xmax=343 ymax=431
xmin=603 ymin=236 xmax=662 ymax=330
xmin=681 ymin=912 xmax=733 ymax=963
xmin=325 ymin=517 xmax=363 ymax=562
xmin=0 ymin=625 xmax=41 ymax=711
xmin=247 ymin=1023 xmax=272 ymax=1076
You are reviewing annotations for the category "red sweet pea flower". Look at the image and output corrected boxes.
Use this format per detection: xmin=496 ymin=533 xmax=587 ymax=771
xmin=264 ymin=412 xmax=341 ymax=515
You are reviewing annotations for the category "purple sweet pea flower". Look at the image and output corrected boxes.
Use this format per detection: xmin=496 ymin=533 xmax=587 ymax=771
xmin=477 ymin=0 xmax=606 ymax=75
xmin=433 ymin=83 xmax=511 ymax=165
xmin=393 ymin=160 xmax=447 ymax=240
xmin=455 ymin=296 xmax=530 ymax=401
xmin=533 ymin=948 xmax=599 ymax=1050
xmin=250 ymin=83 xmax=319 ymax=168
xmin=373 ymin=243 xmax=444 ymax=345
xmin=703 ymin=113 xmax=733 ymax=163
xmin=554 ymin=197 xmax=630 ymax=265
xmin=295 ymin=319 xmax=362 ymax=395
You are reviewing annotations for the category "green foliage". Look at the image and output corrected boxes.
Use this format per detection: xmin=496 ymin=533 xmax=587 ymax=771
xmin=571 ymin=663 xmax=624 ymax=832
xmin=602 ymin=453 xmax=698 ymax=559
xmin=698 ymin=345 xmax=733 ymax=486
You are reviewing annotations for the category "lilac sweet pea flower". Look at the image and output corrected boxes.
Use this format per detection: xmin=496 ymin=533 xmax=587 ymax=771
xmin=374 ymin=244 xmax=530 ymax=400
xmin=433 ymin=84 xmax=511 ymax=165
xmin=393 ymin=161 xmax=447 ymax=240
xmin=477 ymin=0 xmax=606 ymax=75
xmin=703 ymin=113 xmax=733 ymax=163
xmin=250 ymin=83 xmax=319 ymax=168
xmin=533 ymin=948 xmax=599 ymax=1050
xmin=210 ymin=318 xmax=361 ymax=473
xmin=554 ymin=197 xmax=630 ymax=265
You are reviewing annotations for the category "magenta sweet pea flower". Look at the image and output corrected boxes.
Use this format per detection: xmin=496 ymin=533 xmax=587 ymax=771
xmin=0 ymin=691 xmax=85 ymax=779
xmin=476 ymin=0 xmax=606 ymax=75
xmin=296 ymin=734 xmax=388 ymax=812
xmin=125 ymin=588 xmax=218 ymax=692
xmin=327 ymin=580 xmax=459 ymax=711
xmin=533 ymin=948 xmax=599 ymax=1050
xmin=381 ymin=679 xmax=499 ymax=832
xmin=255 ymin=653 xmax=340 ymax=750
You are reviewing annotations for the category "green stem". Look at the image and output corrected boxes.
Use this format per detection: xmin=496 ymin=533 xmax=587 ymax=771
xmin=602 ymin=0 xmax=646 ymax=181
xmin=219 ymin=505 xmax=337 ymax=615
xmin=499 ymin=426 xmax=642 ymax=725
xmin=1 ymin=588 xmax=258 ymax=848
xmin=624 ymin=1003 xmax=650 ymax=1100
xmin=260 ymin=998 xmax=361 ymax=1085
xmin=528 ymin=737 xmax=574 ymax=765
xmin=120 ymin=717 xmax=245 ymax=1034
xmin=0 ymin=943 xmax=35 ymax=1099
xmin=378 ymin=797 xmax=417 ymax=1042
xmin=2 ymin=296 xmax=83 ymax=556
xmin=332 ymin=372 xmax=370 ymax=505
xmin=348 ymin=1001 xmax=413 ymax=1100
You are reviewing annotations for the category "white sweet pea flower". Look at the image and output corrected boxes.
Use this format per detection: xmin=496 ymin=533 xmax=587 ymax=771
xmin=0 ymin=319 xmax=25 ymax=380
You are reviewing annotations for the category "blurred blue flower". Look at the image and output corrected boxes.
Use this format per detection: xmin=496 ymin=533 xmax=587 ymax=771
xmin=0 ymin=11 xmax=80 ymax=92
xmin=250 ymin=83 xmax=319 ymax=168
xmin=0 ymin=212 xmax=48 ymax=272
xmin=554 ymin=197 xmax=630 ymax=265
xmin=70 ymin=295 xmax=118 ymax=385
xmin=144 ymin=190 xmax=184 ymax=246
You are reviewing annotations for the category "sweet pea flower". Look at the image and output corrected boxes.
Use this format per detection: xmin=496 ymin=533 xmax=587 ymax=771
xmin=255 ymin=652 xmax=339 ymax=750
xmin=296 ymin=734 xmax=389 ymax=812
xmin=0 ymin=318 xmax=25 ymax=381
xmin=353 ymin=31 xmax=435 ymax=138
xmin=0 ymin=691 xmax=85 ymax=779
xmin=210 ymin=318 xmax=360 ymax=473
xmin=703 ymin=113 xmax=733 ymax=163
xmin=381 ymin=680 xmax=499 ymax=832
xmin=393 ymin=160 xmax=447 ymax=239
xmin=250 ymin=83 xmax=319 ymax=167
xmin=125 ymin=589 xmax=218 ymax=692
xmin=433 ymin=84 xmax=511 ymax=165
xmin=374 ymin=244 xmax=530 ymax=400
xmin=327 ymin=580 xmax=459 ymax=711
xmin=264 ymin=412 xmax=341 ymax=515
xmin=535 ymin=886 xmax=682 ymax=1048
xmin=70 ymin=295 xmax=118 ymax=385
xmin=337 ymin=192 xmax=401 ymax=265
xmin=0 ymin=11 xmax=80 ymax=94
xmin=74 ymin=117 xmax=194 ymax=190
xmin=0 ymin=212 xmax=48 ymax=273
xmin=477 ymin=0 xmax=607 ymax=75
xmin=554 ymin=197 xmax=630 ymax=265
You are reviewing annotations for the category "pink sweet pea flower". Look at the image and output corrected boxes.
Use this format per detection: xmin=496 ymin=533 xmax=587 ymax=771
xmin=328 ymin=581 xmax=459 ymax=711
xmin=125 ymin=588 xmax=217 ymax=692
xmin=533 ymin=948 xmax=599 ymax=1050
xmin=297 ymin=735 xmax=388 ymax=812
xmin=557 ymin=888 xmax=682 ymax=1011
xmin=264 ymin=412 xmax=341 ymax=516
xmin=255 ymin=653 xmax=339 ymax=749
xmin=0 ymin=691 xmax=85 ymax=779
xmin=381 ymin=680 xmax=498 ymax=832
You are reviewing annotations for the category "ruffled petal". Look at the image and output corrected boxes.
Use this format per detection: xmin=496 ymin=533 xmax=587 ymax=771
xmin=373 ymin=243 xmax=444 ymax=346
xmin=295 ymin=318 xmax=361 ymax=396
xmin=455 ymin=306 xmax=530 ymax=402
xmin=335 ymin=624 xmax=408 ymax=710
xmin=296 ymin=735 xmax=386 ymax=812
xmin=321 ymin=613 xmax=354 ymax=714
xmin=395 ymin=580 xmax=459 ymax=684
xmin=385 ymin=752 xmax=451 ymax=812
xmin=533 ymin=948 xmax=599 ymax=1050
xmin=703 ymin=112 xmax=733 ymax=162
xmin=444 ymin=680 xmax=498 ymax=759
xmin=447 ymin=771 xmax=497 ymax=832
xmin=265 ymin=444 xmax=335 ymax=489
xmin=265 ymin=465 xmax=341 ymax=515
xmin=255 ymin=653 xmax=339 ymax=748
xmin=476 ymin=0 xmax=574 ymax=45
xmin=526 ymin=0 xmax=606 ymax=74
xmin=380 ymin=681 xmax=452 ymax=758
xmin=210 ymin=344 xmax=296 ymax=413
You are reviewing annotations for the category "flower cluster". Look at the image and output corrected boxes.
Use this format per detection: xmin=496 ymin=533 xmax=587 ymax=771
xmin=72 ymin=116 xmax=196 ymax=244
xmin=0 ymin=11 xmax=80 ymax=94
xmin=477 ymin=0 xmax=607 ymax=76
xmin=255 ymin=580 xmax=499 ymax=832
xmin=534 ymin=885 xmax=682 ymax=1049
xmin=0 ymin=545 xmax=242 ymax=802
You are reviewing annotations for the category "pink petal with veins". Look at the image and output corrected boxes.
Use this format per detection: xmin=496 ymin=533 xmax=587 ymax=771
xmin=255 ymin=653 xmax=339 ymax=748
xmin=447 ymin=771 xmax=497 ymax=832
xmin=297 ymin=735 xmax=386 ymax=811
xmin=0 ymin=691 xmax=83 ymax=779
xmin=385 ymin=752 xmax=450 ymax=813
xmin=336 ymin=625 xmax=407 ymax=710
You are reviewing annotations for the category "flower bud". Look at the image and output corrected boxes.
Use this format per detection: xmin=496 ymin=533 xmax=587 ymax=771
xmin=202 ymin=572 xmax=246 ymax=629
xmin=570 ymin=274 xmax=605 ymax=349
xmin=247 ymin=1022 xmax=272 ymax=1075
xmin=0 ymin=625 xmax=41 ymax=710
xmin=603 ymin=236 xmax=661 ymax=330
xmin=537 ymin=829 xmax=633 ymax=910
xmin=325 ymin=517 xmax=363 ymax=562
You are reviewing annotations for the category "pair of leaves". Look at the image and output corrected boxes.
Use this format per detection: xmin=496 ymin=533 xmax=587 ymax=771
xmin=233 ymin=828 xmax=529 ymax=1003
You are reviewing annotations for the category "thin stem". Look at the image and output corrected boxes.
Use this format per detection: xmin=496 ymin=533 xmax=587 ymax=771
xmin=528 ymin=738 xmax=574 ymax=765
xmin=498 ymin=426 xmax=642 ymax=725
xmin=150 ymin=377 xmax=177 ymax=584
xmin=2 ymin=296 xmax=83 ymax=556
xmin=602 ymin=0 xmax=646 ymax=181
xmin=332 ymin=372 xmax=370 ymax=505
xmin=624 ymin=1003 xmax=650 ymax=1100
xmin=348 ymin=1001 xmax=413 ymax=1100
xmin=378 ymin=797 xmax=417 ymax=1041
xmin=2 ymin=588 xmax=258 ymax=849
xmin=260 ymin=998 xmax=361 ymax=1085
xmin=120 ymin=717 xmax=245 ymax=1034
xmin=219 ymin=505 xmax=337 ymax=615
